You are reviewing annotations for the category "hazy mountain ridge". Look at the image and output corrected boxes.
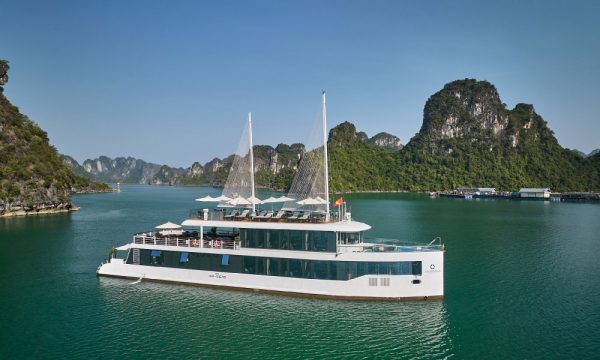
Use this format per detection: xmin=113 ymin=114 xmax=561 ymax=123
xmin=65 ymin=132 xmax=398 ymax=188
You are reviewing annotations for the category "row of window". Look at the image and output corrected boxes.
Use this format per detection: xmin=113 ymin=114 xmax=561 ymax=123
xmin=241 ymin=229 xmax=338 ymax=252
xmin=134 ymin=249 xmax=422 ymax=281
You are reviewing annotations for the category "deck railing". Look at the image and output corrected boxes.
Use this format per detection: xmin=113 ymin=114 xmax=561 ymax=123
xmin=188 ymin=208 xmax=341 ymax=223
xmin=362 ymin=237 xmax=444 ymax=252
xmin=133 ymin=235 xmax=240 ymax=250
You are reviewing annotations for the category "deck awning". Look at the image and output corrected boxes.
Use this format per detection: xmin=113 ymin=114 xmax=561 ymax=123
xmin=221 ymin=254 xmax=230 ymax=266
xmin=151 ymin=250 xmax=162 ymax=257
xmin=180 ymin=252 xmax=189 ymax=262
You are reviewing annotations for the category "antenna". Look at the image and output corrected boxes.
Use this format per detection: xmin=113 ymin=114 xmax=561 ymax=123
xmin=248 ymin=112 xmax=256 ymax=214
xmin=322 ymin=91 xmax=330 ymax=221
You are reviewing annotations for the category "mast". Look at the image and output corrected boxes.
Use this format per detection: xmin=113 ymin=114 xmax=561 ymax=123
xmin=322 ymin=91 xmax=330 ymax=221
xmin=248 ymin=112 xmax=256 ymax=214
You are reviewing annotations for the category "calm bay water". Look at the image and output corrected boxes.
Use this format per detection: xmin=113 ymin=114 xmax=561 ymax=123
xmin=1 ymin=185 xmax=599 ymax=358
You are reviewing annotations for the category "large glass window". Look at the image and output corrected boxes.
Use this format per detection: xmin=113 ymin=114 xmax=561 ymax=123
xmin=244 ymin=256 xmax=256 ymax=274
xmin=268 ymin=230 xmax=280 ymax=249
xmin=412 ymin=261 xmax=422 ymax=276
xmin=339 ymin=232 xmax=362 ymax=244
xmin=289 ymin=259 xmax=301 ymax=277
xmin=255 ymin=230 xmax=265 ymax=248
xmin=290 ymin=231 xmax=303 ymax=250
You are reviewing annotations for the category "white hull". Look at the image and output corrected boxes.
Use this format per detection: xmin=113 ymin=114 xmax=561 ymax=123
xmin=97 ymin=255 xmax=444 ymax=301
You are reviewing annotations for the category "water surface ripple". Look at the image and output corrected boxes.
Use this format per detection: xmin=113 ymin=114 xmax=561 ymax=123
xmin=1 ymin=185 xmax=599 ymax=358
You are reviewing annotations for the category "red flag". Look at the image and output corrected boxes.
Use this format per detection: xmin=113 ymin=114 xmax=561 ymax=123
xmin=333 ymin=197 xmax=343 ymax=207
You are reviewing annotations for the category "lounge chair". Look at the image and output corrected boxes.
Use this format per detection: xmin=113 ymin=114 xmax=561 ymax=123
xmin=287 ymin=212 xmax=300 ymax=221
xmin=236 ymin=209 xmax=250 ymax=219
xmin=253 ymin=210 xmax=267 ymax=219
xmin=224 ymin=210 xmax=238 ymax=220
xmin=271 ymin=210 xmax=285 ymax=221
xmin=297 ymin=212 xmax=310 ymax=222
xmin=260 ymin=211 xmax=274 ymax=221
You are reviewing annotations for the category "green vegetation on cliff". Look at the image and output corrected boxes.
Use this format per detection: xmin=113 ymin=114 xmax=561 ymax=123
xmin=327 ymin=80 xmax=599 ymax=192
xmin=0 ymin=61 xmax=110 ymax=212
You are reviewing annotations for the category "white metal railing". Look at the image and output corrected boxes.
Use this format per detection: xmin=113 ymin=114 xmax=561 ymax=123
xmin=132 ymin=235 xmax=240 ymax=250
xmin=356 ymin=237 xmax=444 ymax=252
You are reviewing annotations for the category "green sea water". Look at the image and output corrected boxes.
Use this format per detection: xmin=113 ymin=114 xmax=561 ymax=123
xmin=1 ymin=185 xmax=599 ymax=359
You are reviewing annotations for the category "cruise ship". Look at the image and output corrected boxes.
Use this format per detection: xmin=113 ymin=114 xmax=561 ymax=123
xmin=97 ymin=93 xmax=445 ymax=301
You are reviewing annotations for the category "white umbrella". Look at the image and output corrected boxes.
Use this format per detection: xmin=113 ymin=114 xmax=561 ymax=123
xmin=296 ymin=197 xmax=322 ymax=205
xmin=195 ymin=195 xmax=218 ymax=202
xmin=213 ymin=195 xmax=232 ymax=202
xmin=247 ymin=195 xmax=264 ymax=205
xmin=261 ymin=196 xmax=280 ymax=204
xmin=277 ymin=196 xmax=296 ymax=202
xmin=155 ymin=221 xmax=182 ymax=229
xmin=228 ymin=196 xmax=252 ymax=206
xmin=315 ymin=196 xmax=328 ymax=204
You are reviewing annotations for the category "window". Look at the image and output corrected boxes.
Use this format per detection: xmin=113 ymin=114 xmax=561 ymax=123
xmin=244 ymin=256 xmax=256 ymax=274
xmin=312 ymin=261 xmax=329 ymax=279
xmin=150 ymin=250 xmax=162 ymax=265
xmin=221 ymin=254 xmax=230 ymax=266
xmin=339 ymin=232 xmax=362 ymax=244
xmin=290 ymin=231 xmax=303 ymax=250
xmin=288 ymin=259 xmax=301 ymax=277
xmin=411 ymin=261 xmax=422 ymax=276
xmin=179 ymin=252 xmax=189 ymax=263
xmin=268 ymin=230 xmax=280 ymax=249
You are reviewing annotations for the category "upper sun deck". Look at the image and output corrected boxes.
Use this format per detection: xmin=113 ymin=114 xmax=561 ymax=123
xmin=183 ymin=208 xmax=372 ymax=233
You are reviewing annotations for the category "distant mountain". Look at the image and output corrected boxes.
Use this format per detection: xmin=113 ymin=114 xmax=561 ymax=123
xmin=63 ymin=78 xmax=599 ymax=193
xmin=589 ymin=149 xmax=600 ymax=157
xmin=395 ymin=79 xmax=600 ymax=191
xmin=63 ymin=142 xmax=306 ymax=189
xmin=368 ymin=132 xmax=402 ymax=150
xmin=1 ymin=60 xmax=110 ymax=216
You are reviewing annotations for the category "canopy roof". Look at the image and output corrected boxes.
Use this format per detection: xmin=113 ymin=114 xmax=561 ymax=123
xmin=228 ymin=196 xmax=251 ymax=206
xmin=297 ymin=197 xmax=322 ymax=205
xmin=155 ymin=221 xmax=182 ymax=229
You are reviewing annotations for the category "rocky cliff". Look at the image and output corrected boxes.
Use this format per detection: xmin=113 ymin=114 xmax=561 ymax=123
xmin=0 ymin=61 xmax=111 ymax=216
xmin=397 ymin=79 xmax=600 ymax=191
xmin=368 ymin=132 xmax=402 ymax=150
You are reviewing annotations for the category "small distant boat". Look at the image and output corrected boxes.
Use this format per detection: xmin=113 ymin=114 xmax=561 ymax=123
xmin=429 ymin=191 xmax=437 ymax=197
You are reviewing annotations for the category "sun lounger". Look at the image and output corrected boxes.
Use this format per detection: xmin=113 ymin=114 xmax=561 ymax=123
xmin=253 ymin=210 xmax=267 ymax=219
xmin=272 ymin=210 xmax=285 ymax=221
xmin=224 ymin=210 xmax=238 ymax=219
xmin=260 ymin=211 xmax=274 ymax=221
xmin=236 ymin=209 xmax=250 ymax=219
xmin=297 ymin=213 xmax=310 ymax=221
xmin=287 ymin=212 xmax=300 ymax=221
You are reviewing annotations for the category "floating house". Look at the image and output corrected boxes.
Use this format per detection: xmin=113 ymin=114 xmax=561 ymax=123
xmin=457 ymin=187 xmax=496 ymax=195
xmin=518 ymin=188 xmax=551 ymax=198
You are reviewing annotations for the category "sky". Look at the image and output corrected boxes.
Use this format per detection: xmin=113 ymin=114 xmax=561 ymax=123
xmin=2 ymin=0 xmax=599 ymax=167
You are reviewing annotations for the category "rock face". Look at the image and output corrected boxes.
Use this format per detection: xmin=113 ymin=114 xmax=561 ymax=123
xmin=368 ymin=132 xmax=402 ymax=150
xmin=66 ymin=143 xmax=307 ymax=187
xmin=80 ymin=156 xmax=167 ymax=184
xmin=0 ymin=61 xmax=110 ymax=217
xmin=401 ymin=78 xmax=600 ymax=191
